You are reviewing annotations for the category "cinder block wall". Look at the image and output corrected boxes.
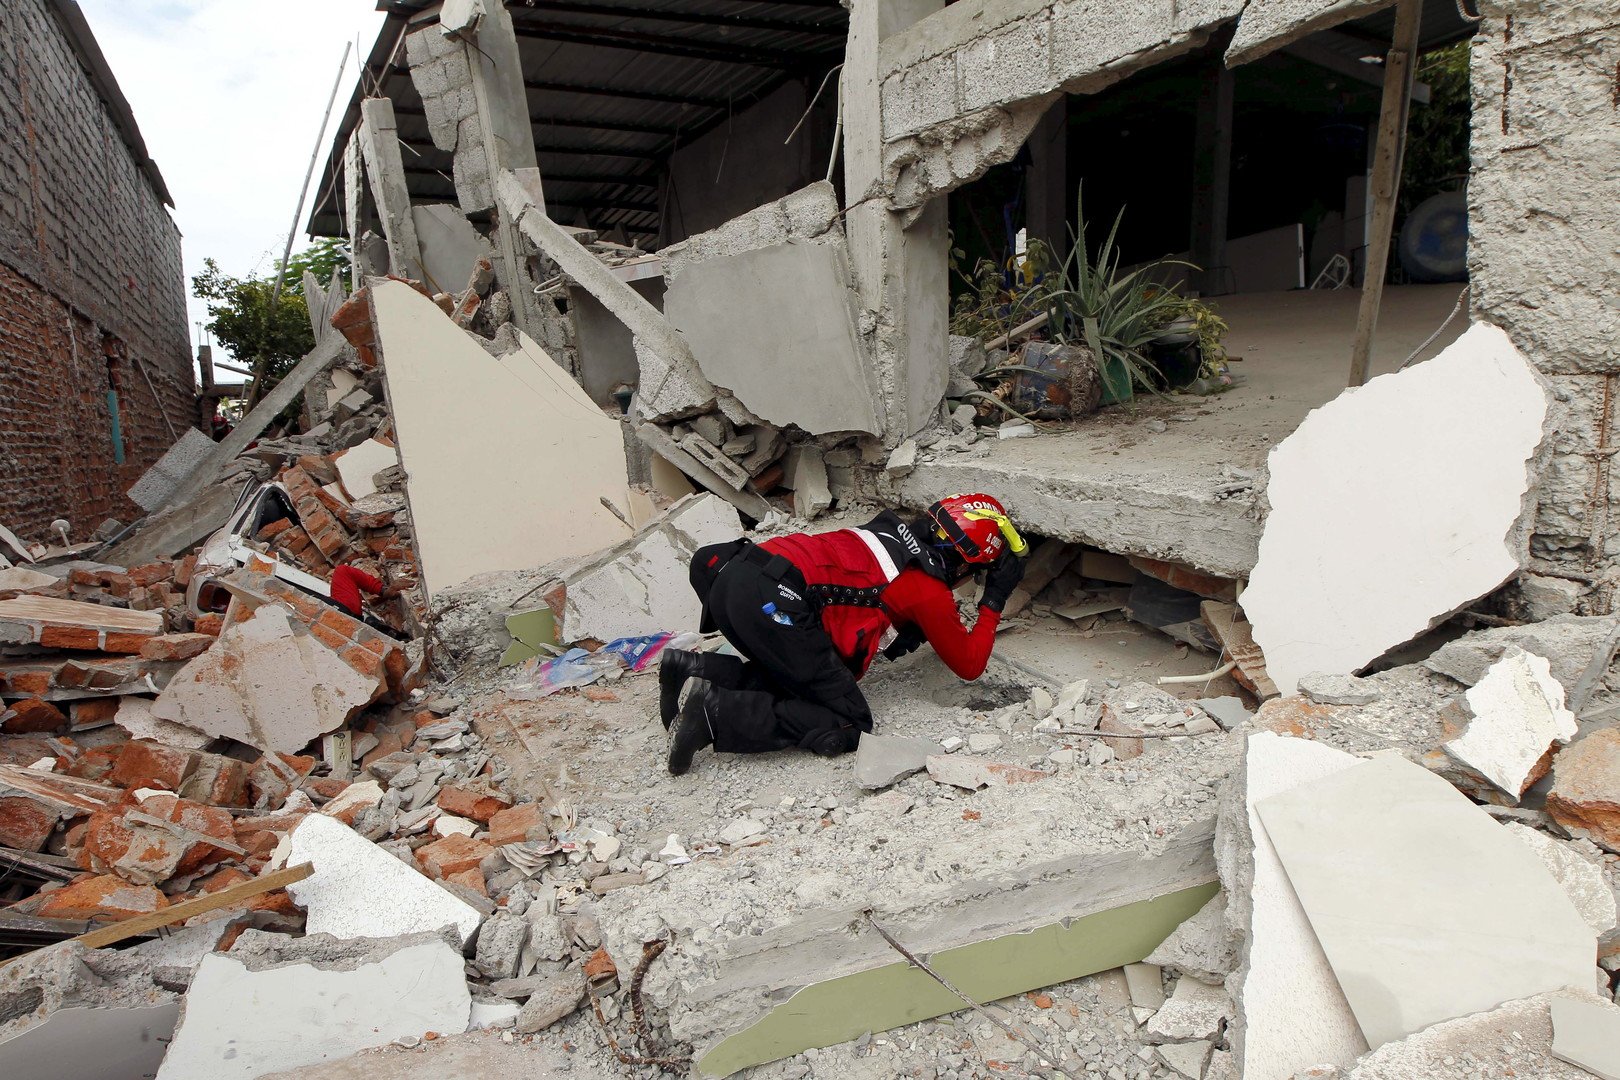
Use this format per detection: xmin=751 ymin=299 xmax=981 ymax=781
xmin=0 ymin=0 xmax=195 ymax=542
xmin=1470 ymin=1 xmax=1620 ymax=616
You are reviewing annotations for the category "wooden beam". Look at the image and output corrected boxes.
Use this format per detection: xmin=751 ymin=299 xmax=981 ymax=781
xmin=1346 ymin=0 xmax=1422 ymax=388
xmin=71 ymin=863 xmax=314 ymax=951
xmin=510 ymin=2 xmax=845 ymax=36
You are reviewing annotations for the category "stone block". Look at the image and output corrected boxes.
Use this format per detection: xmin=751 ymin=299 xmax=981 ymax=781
xmin=1446 ymin=647 xmax=1577 ymax=799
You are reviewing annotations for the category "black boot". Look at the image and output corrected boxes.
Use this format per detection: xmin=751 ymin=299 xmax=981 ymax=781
xmin=667 ymin=679 xmax=716 ymax=775
xmin=658 ymin=649 xmax=708 ymax=729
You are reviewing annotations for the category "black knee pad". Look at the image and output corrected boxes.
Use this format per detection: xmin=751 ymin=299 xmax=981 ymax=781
xmin=807 ymin=727 xmax=858 ymax=757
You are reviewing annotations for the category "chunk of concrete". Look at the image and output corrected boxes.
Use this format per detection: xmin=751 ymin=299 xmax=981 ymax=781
xmin=514 ymin=974 xmax=586 ymax=1033
xmin=155 ymin=932 xmax=470 ymax=1080
xmin=1156 ymin=1039 xmax=1213 ymax=1080
xmin=1344 ymin=991 xmax=1608 ymax=1080
xmin=1143 ymin=976 xmax=1233 ymax=1044
xmin=151 ymin=604 xmax=381 ymax=754
xmin=1550 ymin=996 xmax=1620 ymax=1080
xmin=924 ymin=754 xmax=1048 ymax=790
xmin=1123 ymin=962 xmax=1164 ymax=1014
xmin=664 ymin=241 xmax=880 ymax=436
xmin=561 ymin=493 xmax=743 ymax=641
xmin=1423 ymin=614 xmax=1620 ymax=706
xmin=1502 ymin=823 xmax=1618 ymax=936
xmin=331 ymin=438 xmax=400 ymax=502
xmin=285 ymin=812 xmax=484 ymax=946
xmin=1144 ymin=891 xmax=1236 ymax=984
xmin=126 ymin=428 xmax=218 ymax=512
xmin=1544 ymin=727 xmax=1620 ymax=853
xmin=371 ymin=280 xmax=632 ymax=599
xmin=1222 ymin=732 xmax=1367 ymax=1079
xmin=854 ymin=733 xmax=938 ymax=790
xmin=410 ymin=203 xmax=494 ymax=293
xmin=114 ymin=696 xmax=211 ymax=751
xmin=1297 ymin=672 xmax=1381 ymax=707
xmin=1255 ymin=753 xmax=1594 ymax=1050
xmin=1243 ymin=323 xmax=1549 ymax=695
xmin=784 ymin=446 xmax=832 ymax=519
xmin=1446 ymin=647 xmax=1577 ymax=798
xmin=1194 ymin=697 xmax=1251 ymax=731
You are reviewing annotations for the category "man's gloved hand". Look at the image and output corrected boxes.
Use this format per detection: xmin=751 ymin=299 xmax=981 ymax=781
xmin=883 ymin=624 xmax=926 ymax=661
xmin=979 ymin=552 xmax=1027 ymax=613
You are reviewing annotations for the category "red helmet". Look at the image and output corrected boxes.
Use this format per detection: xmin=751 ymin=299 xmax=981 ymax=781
xmin=925 ymin=493 xmax=1021 ymax=565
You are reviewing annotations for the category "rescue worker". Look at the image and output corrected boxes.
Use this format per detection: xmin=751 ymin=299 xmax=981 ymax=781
xmin=659 ymin=494 xmax=1029 ymax=774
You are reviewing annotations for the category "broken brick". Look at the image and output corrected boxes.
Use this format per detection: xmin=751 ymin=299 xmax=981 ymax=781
xmin=447 ymin=866 xmax=488 ymax=898
xmin=0 ymin=795 xmax=55 ymax=851
xmin=36 ymin=874 xmax=168 ymax=921
xmin=1545 ymin=727 xmax=1620 ymax=851
xmin=109 ymin=739 xmax=199 ymax=792
xmin=435 ymin=785 xmax=512 ymax=823
xmin=486 ymin=802 xmax=548 ymax=848
xmin=2 ymin=697 xmax=67 ymax=734
xmin=416 ymin=832 xmax=492 ymax=879
xmin=138 ymin=632 xmax=215 ymax=661
xmin=69 ymin=698 xmax=121 ymax=728
xmin=193 ymin=613 xmax=225 ymax=636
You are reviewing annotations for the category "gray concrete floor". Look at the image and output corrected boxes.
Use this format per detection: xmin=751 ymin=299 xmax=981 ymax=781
xmin=904 ymin=284 xmax=1472 ymax=575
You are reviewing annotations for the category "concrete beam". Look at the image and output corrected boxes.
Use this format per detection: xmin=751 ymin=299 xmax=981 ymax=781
xmin=673 ymin=822 xmax=1218 ymax=1076
xmin=357 ymin=98 xmax=424 ymax=283
xmin=497 ymin=169 xmax=697 ymax=372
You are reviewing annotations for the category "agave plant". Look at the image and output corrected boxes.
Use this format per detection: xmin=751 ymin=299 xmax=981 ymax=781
xmin=1043 ymin=189 xmax=1193 ymax=395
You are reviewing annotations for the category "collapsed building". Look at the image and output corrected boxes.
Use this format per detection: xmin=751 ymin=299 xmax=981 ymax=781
xmin=2 ymin=1 xmax=1619 ymax=1079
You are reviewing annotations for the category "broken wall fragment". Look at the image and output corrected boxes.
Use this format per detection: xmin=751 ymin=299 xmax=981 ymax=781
xmin=1243 ymin=324 xmax=1550 ymax=695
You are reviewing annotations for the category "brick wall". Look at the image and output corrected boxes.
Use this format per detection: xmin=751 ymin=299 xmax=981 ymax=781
xmin=0 ymin=0 xmax=195 ymax=544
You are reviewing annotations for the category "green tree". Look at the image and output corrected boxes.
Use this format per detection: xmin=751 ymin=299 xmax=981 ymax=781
xmin=1400 ymin=41 xmax=1471 ymax=214
xmin=191 ymin=237 xmax=351 ymax=400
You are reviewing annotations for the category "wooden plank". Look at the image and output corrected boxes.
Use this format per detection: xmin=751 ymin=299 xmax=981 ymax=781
xmin=1346 ymin=0 xmax=1422 ymax=388
xmin=0 ymin=596 xmax=163 ymax=635
xmin=71 ymin=863 xmax=314 ymax=951
xmin=1202 ymin=601 xmax=1279 ymax=700
xmin=0 ymin=845 xmax=77 ymax=882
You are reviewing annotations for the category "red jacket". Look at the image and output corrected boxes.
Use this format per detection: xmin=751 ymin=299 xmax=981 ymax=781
xmin=330 ymin=565 xmax=382 ymax=617
xmin=760 ymin=527 xmax=999 ymax=679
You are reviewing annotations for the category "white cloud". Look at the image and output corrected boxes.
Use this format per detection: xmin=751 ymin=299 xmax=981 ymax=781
xmin=78 ymin=0 xmax=387 ymax=372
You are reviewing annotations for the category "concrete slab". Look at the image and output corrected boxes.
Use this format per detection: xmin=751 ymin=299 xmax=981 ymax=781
xmin=285 ymin=812 xmax=484 ymax=946
xmin=126 ymin=429 xmax=218 ymax=512
xmin=155 ymin=933 xmax=470 ymax=1080
xmin=1143 ymin=890 xmax=1235 ymax=984
xmin=371 ymin=280 xmax=632 ymax=599
xmin=691 ymin=828 xmax=1218 ymax=1076
xmin=113 ymin=696 xmax=211 ymax=751
xmin=1447 ymin=647 xmax=1577 ymax=798
xmin=151 ymin=604 xmax=382 ymax=754
xmin=902 ymin=286 xmax=1470 ymax=577
xmin=0 ymin=1002 xmax=180 ymax=1080
xmin=1143 ymin=975 xmax=1232 ymax=1043
xmin=410 ymin=203 xmax=493 ymax=293
xmin=561 ymin=493 xmax=742 ymax=641
xmin=332 ymin=438 xmax=400 ymax=502
xmin=1243 ymin=323 xmax=1549 ymax=695
xmin=1226 ymin=731 xmax=1367 ymax=1080
xmin=1550 ymin=996 xmax=1620 ymax=1080
xmin=665 ymin=241 xmax=880 ymax=436
xmin=1256 ymin=753 xmax=1594 ymax=1049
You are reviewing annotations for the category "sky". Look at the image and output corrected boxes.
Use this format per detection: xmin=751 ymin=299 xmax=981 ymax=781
xmin=78 ymin=1 xmax=389 ymax=376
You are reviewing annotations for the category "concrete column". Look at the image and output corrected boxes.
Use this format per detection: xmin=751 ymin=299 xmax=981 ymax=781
xmin=342 ymin=134 xmax=367 ymax=291
xmin=1025 ymin=97 xmax=1070 ymax=259
xmin=1189 ymin=60 xmax=1234 ymax=297
xmin=1469 ymin=0 xmax=1620 ymax=616
xmin=357 ymin=98 xmax=424 ymax=283
xmin=843 ymin=0 xmax=950 ymax=443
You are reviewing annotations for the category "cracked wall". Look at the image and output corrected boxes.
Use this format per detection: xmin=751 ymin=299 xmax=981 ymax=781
xmin=1469 ymin=0 xmax=1620 ymax=615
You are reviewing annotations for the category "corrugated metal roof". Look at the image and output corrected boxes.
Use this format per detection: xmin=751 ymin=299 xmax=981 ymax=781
xmin=307 ymin=0 xmax=845 ymax=241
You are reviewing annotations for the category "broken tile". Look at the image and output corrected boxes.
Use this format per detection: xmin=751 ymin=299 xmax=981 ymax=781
xmin=1228 ymin=732 xmax=1367 ymax=1078
xmin=285 ymin=813 xmax=484 ymax=946
xmin=1244 ymin=324 xmax=1549 ymax=695
xmin=151 ymin=604 xmax=383 ymax=754
xmin=1446 ymin=647 xmax=1577 ymax=798
xmin=1550 ymin=997 xmax=1620 ymax=1080
xmin=371 ymin=280 xmax=632 ymax=598
xmin=1545 ymin=727 xmax=1620 ymax=852
xmin=853 ymin=733 xmax=938 ymax=790
xmin=1255 ymin=753 xmax=1594 ymax=1049
xmin=154 ymin=931 xmax=469 ymax=1079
